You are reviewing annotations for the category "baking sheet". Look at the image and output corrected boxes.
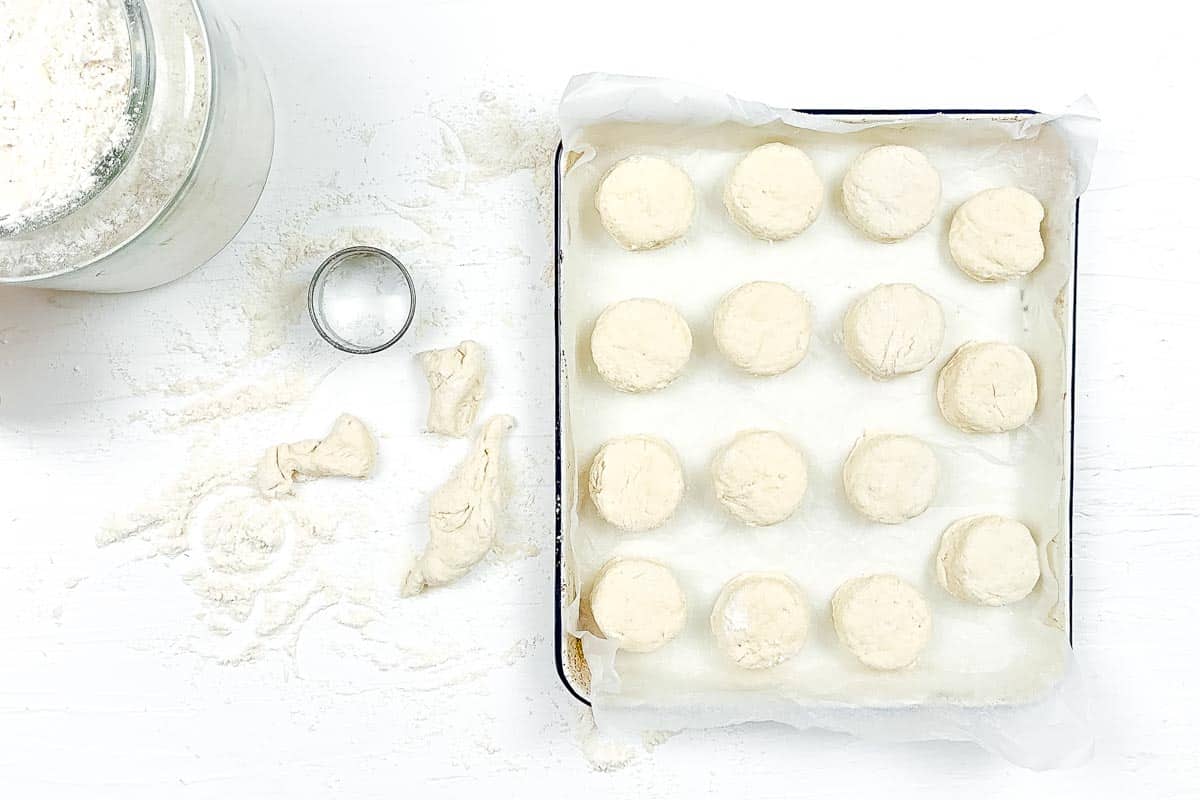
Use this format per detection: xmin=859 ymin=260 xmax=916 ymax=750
xmin=555 ymin=75 xmax=1096 ymax=750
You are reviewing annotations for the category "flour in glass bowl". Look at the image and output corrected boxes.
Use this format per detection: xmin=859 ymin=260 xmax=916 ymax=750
xmin=0 ymin=0 xmax=135 ymax=232
xmin=0 ymin=0 xmax=210 ymax=278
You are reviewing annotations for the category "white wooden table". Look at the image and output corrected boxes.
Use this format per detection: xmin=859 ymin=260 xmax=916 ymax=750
xmin=2 ymin=1 xmax=1197 ymax=796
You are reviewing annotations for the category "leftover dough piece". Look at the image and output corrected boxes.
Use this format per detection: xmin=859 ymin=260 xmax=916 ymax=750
xmin=937 ymin=342 xmax=1038 ymax=433
xmin=949 ymin=187 xmax=1046 ymax=281
xmin=589 ymin=436 xmax=685 ymax=532
xmin=832 ymin=574 xmax=932 ymax=670
xmin=590 ymin=558 xmax=687 ymax=653
xmin=724 ymin=143 xmax=824 ymax=240
xmin=842 ymin=434 xmax=938 ymax=524
xmin=257 ymin=414 xmax=377 ymax=498
xmin=936 ymin=515 xmax=1041 ymax=606
xmin=403 ymin=415 xmax=516 ymax=596
xmin=842 ymin=283 xmax=945 ymax=379
xmin=591 ymin=298 xmax=692 ymax=392
xmin=710 ymin=573 xmax=810 ymax=669
xmin=713 ymin=281 xmax=811 ymax=377
xmin=419 ymin=340 xmax=486 ymax=438
xmin=842 ymin=145 xmax=941 ymax=242
xmin=595 ymin=155 xmax=695 ymax=250
xmin=712 ymin=431 xmax=808 ymax=526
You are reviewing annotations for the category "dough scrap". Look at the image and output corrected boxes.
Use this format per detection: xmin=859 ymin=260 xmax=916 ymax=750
xmin=590 ymin=558 xmax=687 ymax=653
xmin=949 ymin=187 xmax=1046 ymax=281
xmin=595 ymin=155 xmax=695 ymax=251
xmin=832 ymin=574 xmax=932 ymax=670
xmin=842 ymin=145 xmax=941 ymax=242
xmin=936 ymin=515 xmax=1041 ymax=606
xmin=937 ymin=341 xmax=1038 ymax=433
xmin=710 ymin=572 xmax=809 ymax=669
xmin=589 ymin=436 xmax=684 ymax=532
xmin=256 ymin=414 xmax=377 ymax=498
xmin=713 ymin=281 xmax=811 ymax=377
xmin=712 ymin=430 xmax=808 ymax=526
xmin=842 ymin=283 xmax=944 ymax=379
xmin=591 ymin=298 xmax=692 ymax=392
xmin=724 ymin=143 xmax=824 ymax=240
xmin=419 ymin=340 xmax=486 ymax=438
xmin=842 ymin=434 xmax=938 ymax=524
xmin=403 ymin=415 xmax=516 ymax=596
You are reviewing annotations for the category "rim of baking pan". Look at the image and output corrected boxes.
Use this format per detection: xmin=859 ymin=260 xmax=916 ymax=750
xmin=552 ymin=108 xmax=1074 ymax=708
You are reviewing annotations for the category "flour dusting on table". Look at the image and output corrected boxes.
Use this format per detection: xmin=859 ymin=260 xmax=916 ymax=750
xmin=54 ymin=88 xmax=557 ymax=683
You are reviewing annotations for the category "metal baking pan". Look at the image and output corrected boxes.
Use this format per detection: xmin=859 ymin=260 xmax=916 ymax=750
xmin=553 ymin=109 xmax=1077 ymax=707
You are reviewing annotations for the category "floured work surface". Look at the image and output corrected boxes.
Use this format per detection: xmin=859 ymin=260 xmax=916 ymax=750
xmin=558 ymin=105 xmax=1081 ymax=717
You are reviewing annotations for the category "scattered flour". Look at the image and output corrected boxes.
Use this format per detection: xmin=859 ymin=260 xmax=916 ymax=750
xmin=160 ymin=370 xmax=314 ymax=429
xmin=180 ymin=484 xmax=339 ymax=659
xmin=571 ymin=711 xmax=680 ymax=770
xmin=489 ymin=537 xmax=541 ymax=563
xmin=291 ymin=604 xmax=542 ymax=691
xmin=90 ymin=88 xmax=554 ymax=667
xmin=573 ymin=710 xmax=638 ymax=772
xmin=427 ymin=92 xmax=558 ymax=265
xmin=432 ymin=93 xmax=558 ymax=190
xmin=235 ymin=92 xmax=557 ymax=350
xmin=641 ymin=729 xmax=680 ymax=752
xmin=97 ymin=442 xmax=354 ymax=664
xmin=96 ymin=423 xmax=538 ymax=667
xmin=238 ymin=215 xmax=444 ymax=358
xmin=97 ymin=441 xmax=251 ymax=556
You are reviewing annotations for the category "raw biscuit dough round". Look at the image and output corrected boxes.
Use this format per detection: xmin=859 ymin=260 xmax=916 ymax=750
xmin=936 ymin=515 xmax=1041 ymax=606
xmin=713 ymin=281 xmax=811 ymax=377
xmin=589 ymin=436 xmax=685 ymax=532
xmin=591 ymin=298 xmax=693 ymax=393
xmin=724 ymin=143 xmax=824 ymax=240
xmin=841 ymin=145 xmax=941 ymax=242
xmin=832 ymin=574 xmax=932 ymax=670
xmin=595 ymin=155 xmax=695 ymax=250
xmin=949 ymin=187 xmax=1046 ymax=281
xmin=590 ymin=558 xmax=687 ymax=653
xmin=712 ymin=430 xmax=808 ymax=526
xmin=842 ymin=434 xmax=938 ymax=524
xmin=842 ymin=283 xmax=945 ymax=379
xmin=937 ymin=342 xmax=1038 ymax=433
xmin=710 ymin=573 xmax=810 ymax=669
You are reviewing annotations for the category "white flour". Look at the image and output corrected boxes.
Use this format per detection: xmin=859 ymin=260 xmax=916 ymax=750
xmin=573 ymin=710 xmax=637 ymax=771
xmin=161 ymin=370 xmax=315 ymax=430
xmin=0 ymin=0 xmax=210 ymax=277
xmin=571 ymin=710 xmax=682 ymax=771
xmin=429 ymin=92 xmax=558 ymax=250
xmin=0 ymin=0 xmax=133 ymax=231
xmin=97 ymin=444 xmax=362 ymax=664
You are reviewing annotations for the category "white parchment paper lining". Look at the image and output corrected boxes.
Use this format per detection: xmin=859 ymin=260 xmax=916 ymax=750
xmin=557 ymin=73 xmax=1098 ymax=769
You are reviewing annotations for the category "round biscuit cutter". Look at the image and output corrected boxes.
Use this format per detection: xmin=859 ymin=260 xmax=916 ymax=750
xmin=308 ymin=246 xmax=417 ymax=354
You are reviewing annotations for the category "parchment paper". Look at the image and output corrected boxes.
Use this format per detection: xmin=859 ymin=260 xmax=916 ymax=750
xmin=557 ymin=73 xmax=1098 ymax=768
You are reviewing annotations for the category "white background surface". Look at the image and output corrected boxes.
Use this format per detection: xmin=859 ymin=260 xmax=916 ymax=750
xmin=1 ymin=0 xmax=1197 ymax=797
